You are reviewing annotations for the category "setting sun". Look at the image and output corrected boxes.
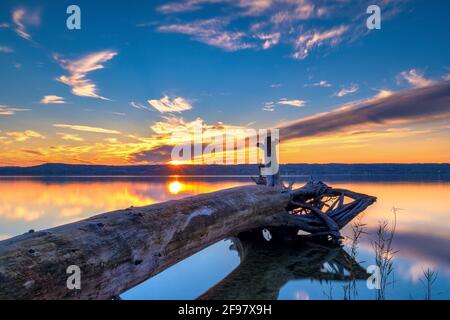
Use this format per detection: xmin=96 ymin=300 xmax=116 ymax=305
xmin=169 ymin=160 xmax=186 ymax=166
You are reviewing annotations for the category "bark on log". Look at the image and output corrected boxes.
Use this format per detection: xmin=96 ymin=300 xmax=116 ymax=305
xmin=0 ymin=181 xmax=375 ymax=300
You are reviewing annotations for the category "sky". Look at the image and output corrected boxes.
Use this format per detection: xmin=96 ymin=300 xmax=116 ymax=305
xmin=0 ymin=0 xmax=449 ymax=166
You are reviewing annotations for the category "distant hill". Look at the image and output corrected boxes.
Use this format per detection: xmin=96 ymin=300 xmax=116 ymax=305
xmin=0 ymin=163 xmax=450 ymax=181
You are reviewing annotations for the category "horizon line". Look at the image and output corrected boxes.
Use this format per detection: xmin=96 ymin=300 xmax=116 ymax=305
xmin=1 ymin=162 xmax=450 ymax=168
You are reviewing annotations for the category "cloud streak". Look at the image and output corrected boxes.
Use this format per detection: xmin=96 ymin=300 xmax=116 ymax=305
xmin=57 ymin=133 xmax=84 ymax=142
xmin=158 ymin=19 xmax=254 ymax=51
xmin=262 ymin=102 xmax=275 ymax=112
xmin=263 ymin=98 xmax=306 ymax=111
xmin=280 ymin=80 xmax=450 ymax=141
xmin=335 ymin=84 xmax=358 ymax=97
xmin=54 ymin=50 xmax=117 ymax=100
xmin=53 ymin=124 xmax=121 ymax=134
xmin=0 ymin=46 xmax=14 ymax=53
xmin=12 ymin=8 xmax=40 ymax=41
xmin=130 ymin=101 xmax=153 ymax=112
xmin=277 ymin=98 xmax=306 ymax=107
xmin=0 ymin=104 xmax=29 ymax=115
xmin=157 ymin=0 xmax=224 ymax=13
xmin=313 ymin=80 xmax=331 ymax=88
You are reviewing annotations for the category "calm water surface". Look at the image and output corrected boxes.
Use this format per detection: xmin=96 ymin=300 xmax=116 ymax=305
xmin=0 ymin=176 xmax=449 ymax=300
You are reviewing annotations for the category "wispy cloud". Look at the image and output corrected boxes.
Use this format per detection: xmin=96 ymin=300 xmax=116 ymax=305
xmin=155 ymin=1 xmax=406 ymax=59
xmin=262 ymin=101 xmax=275 ymax=112
xmin=335 ymin=84 xmax=359 ymax=97
xmin=270 ymin=1 xmax=318 ymax=23
xmin=0 ymin=46 xmax=14 ymax=53
xmin=399 ymin=69 xmax=434 ymax=88
xmin=157 ymin=0 xmax=224 ymax=13
xmin=293 ymin=25 xmax=348 ymax=59
xmin=54 ymin=50 xmax=118 ymax=100
xmin=159 ymin=19 xmax=254 ymax=51
xmin=277 ymin=98 xmax=306 ymax=107
xmin=57 ymin=133 xmax=84 ymax=142
xmin=12 ymin=8 xmax=40 ymax=41
xmin=262 ymin=98 xmax=306 ymax=111
xmin=238 ymin=0 xmax=273 ymax=15
xmin=257 ymin=32 xmax=280 ymax=49
xmin=313 ymin=80 xmax=331 ymax=88
xmin=53 ymin=124 xmax=121 ymax=134
xmin=40 ymin=95 xmax=66 ymax=104
xmin=0 ymin=104 xmax=29 ymax=115
xmin=148 ymin=96 xmax=193 ymax=113
xmin=130 ymin=101 xmax=154 ymax=112
xmin=158 ymin=0 xmax=273 ymax=15
xmin=157 ymin=1 xmax=200 ymax=13
xmin=6 ymin=130 xmax=45 ymax=142
xmin=281 ymin=80 xmax=450 ymax=141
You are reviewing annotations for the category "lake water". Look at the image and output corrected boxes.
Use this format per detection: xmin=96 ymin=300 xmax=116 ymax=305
xmin=0 ymin=176 xmax=449 ymax=300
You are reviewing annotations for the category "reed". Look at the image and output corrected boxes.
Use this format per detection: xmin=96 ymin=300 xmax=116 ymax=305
xmin=372 ymin=207 xmax=399 ymax=300
xmin=421 ymin=268 xmax=438 ymax=300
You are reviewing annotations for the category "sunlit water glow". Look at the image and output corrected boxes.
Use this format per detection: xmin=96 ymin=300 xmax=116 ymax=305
xmin=0 ymin=176 xmax=449 ymax=300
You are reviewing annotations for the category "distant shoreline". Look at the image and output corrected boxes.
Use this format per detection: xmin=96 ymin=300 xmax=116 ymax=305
xmin=0 ymin=163 xmax=449 ymax=181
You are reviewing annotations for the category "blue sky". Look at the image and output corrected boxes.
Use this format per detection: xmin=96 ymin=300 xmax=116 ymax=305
xmin=0 ymin=0 xmax=449 ymax=165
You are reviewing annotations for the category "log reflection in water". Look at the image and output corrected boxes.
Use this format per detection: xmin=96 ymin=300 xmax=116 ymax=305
xmin=199 ymin=229 xmax=368 ymax=300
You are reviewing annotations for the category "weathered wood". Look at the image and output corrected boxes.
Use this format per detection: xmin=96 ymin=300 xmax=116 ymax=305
xmin=290 ymin=201 xmax=341 ymax=239
xmin=0 ymin=181 xmax=375 ymax=300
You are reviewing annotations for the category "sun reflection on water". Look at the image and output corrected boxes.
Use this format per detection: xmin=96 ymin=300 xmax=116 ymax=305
xmin=0 ymin=178 xmax=449 ymax=299
xmin=168 ymin=181 xmax=185 ymax=194
xmin=0 ymin=178 xmax=248 ymax=239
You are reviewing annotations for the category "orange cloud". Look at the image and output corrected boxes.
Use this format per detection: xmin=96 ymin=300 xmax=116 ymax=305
xmin=6 ymin=130 xmax=45 ymax=142
xmin=53 ymin=124 xmax=121 ymax=134
xmin=57 ymin=133 xmax=84 ymax=142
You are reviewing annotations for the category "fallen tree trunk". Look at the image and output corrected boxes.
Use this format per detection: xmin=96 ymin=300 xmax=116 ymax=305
xmin=0 ymin=181 xmax=375 ymax=300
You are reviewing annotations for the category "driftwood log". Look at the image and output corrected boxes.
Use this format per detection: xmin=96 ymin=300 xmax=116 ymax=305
xmin=0 ymin=181 xmax=375 ymax=300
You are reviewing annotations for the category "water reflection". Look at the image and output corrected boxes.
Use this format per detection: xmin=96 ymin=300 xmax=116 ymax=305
xmin=0 ymin=177 xmax=449 ymax=299
xmin=168 ymin=181 xmax=184 ymax=194
xmin=0 ymin=177 xmax=248 ymax=239
xmin=199 ymin=230 xmax=367 ymax=300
